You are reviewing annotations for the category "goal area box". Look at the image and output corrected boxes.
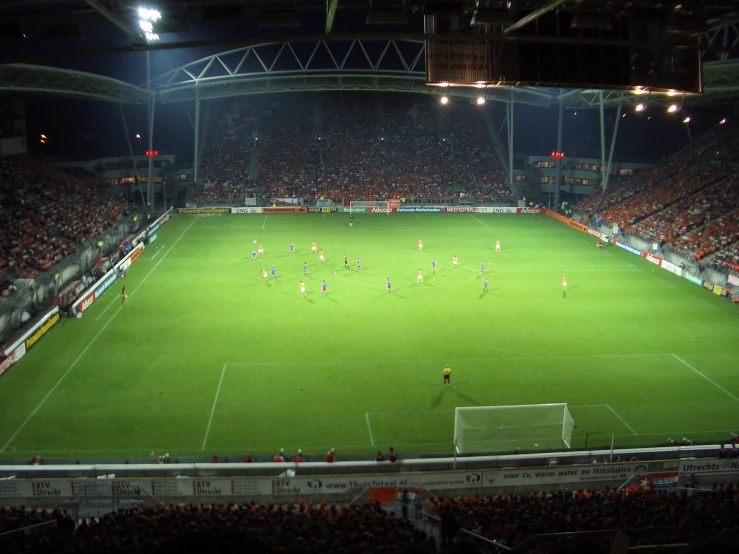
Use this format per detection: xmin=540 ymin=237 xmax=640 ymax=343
xmin=454 ymin=404 xmax=575 ymax=454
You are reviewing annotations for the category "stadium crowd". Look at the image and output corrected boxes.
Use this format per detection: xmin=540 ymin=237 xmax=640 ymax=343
xmin=0 ymin=156 xmax=135 ymax=280
xmin=196 ymin=93 xmax=513 ymax=207
xmin=575 ymin=123 xmax=739 ymax=274
xmin=2 ymin=484 xmax=736 ymax=553
xmin=0 ymin=502 xmax=437 ymax=554
xmin=428 ymin=485 xmax=739 ymax=551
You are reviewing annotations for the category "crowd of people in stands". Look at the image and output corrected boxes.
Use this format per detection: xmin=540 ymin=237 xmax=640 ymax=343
xmin=0 ymin=502 xmax=437 ymax=554
xmin=428 ymin=485 xmax=738 ymax=551
xmin=1 ymin=484 xmax=736 ymax=553
xmin=195 ymin=93 xmax=513 ymax=207
xmin=576 ymin=122 xmax=739 ymax=275
xmin=0 ymin=156 xmax=135 ymax=280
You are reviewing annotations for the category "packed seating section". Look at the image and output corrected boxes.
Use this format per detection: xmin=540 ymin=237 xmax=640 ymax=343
xmin=2 ymin=484 xmax=736 ymax=553
xmin=575 ymin=122 xmax=739 ymax=273
xmin=0 ymin=157 xmax=135 ymax=281
xmin=196 ymin=93 xmax=512 ymax=206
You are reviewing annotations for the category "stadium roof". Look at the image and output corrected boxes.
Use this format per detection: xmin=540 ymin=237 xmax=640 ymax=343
xmin=1 ymin=1 xmax=739 ymax=107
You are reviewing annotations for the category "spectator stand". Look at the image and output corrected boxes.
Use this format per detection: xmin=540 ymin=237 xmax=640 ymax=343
xmin=0 ymin=156 xmax=142 ymax=344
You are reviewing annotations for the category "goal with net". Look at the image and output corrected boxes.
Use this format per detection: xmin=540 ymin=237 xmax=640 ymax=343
xmin=349 ymin=201 xmax=390 ymax=214
xmin=454 ymin=403 xmax=575 ymax=454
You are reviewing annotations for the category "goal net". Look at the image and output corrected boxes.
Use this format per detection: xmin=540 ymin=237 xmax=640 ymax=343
xmin=349 ymin=200 xmax=390 ymax=214
xmin=454 ymin=403 xmax=575 ymax=454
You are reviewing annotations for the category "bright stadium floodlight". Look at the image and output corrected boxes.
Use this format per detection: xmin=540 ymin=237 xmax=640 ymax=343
xmin=144 ymin=32 xmax=159 ymax=41
xmin=683 ymin=116 xmax=691 ymax=123
xmin=139 ymin=19 xmax=153 ymax=33
xmin=440 ymin=96 xmax=449 ymax=105
xmin=635 ymin=103 xmax=646 ymax=112
xmin=667 ymin=104 xmax=679 ymax=113
xmin=476 ymin=96 xmax=485 ymax=105
xmin=720 ymin=118 xmax=727 ymax=124
xmin=138 ymin=7 xmax=161 ymax=21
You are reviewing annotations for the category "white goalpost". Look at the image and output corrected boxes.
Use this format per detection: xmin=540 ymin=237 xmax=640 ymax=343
xmin=349 ymin=200 xmax=390 ymax=214
xmin=454 ymin=403 xmax=575 ymax=454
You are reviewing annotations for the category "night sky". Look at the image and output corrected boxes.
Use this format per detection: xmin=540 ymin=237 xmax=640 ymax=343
xmin=4 ymin=6 xmax=735 ymax=164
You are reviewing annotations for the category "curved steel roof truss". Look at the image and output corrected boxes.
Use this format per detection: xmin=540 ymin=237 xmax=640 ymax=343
xmin=0 ymin=64 xmax=151 ymax=104
xmin=152 ymin=39 xmax=555 ymax=108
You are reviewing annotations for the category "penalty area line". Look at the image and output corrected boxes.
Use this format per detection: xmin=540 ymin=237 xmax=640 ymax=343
xmin=365 ymin=413 xmax=375 ymax=447
xmin=202 ymin=364 xmax=227 ymax=451
xmin=672 ymin=354 xmax=739 ymax=404
xmin=605 ymin=404 xmax=638 ymax=435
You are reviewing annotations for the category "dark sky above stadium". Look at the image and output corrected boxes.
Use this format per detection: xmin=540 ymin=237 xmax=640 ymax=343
xmin=6 ymin=4 xmax=733 ymax=163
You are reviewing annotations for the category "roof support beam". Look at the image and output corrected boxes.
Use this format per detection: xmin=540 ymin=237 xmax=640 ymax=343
xmin=84 ymin=0 xmax=145 ymax=44
xmin=503 ymin=0 xmax=568 ymax=35
xmin=326 ymin=0 xmax=339 ymax=34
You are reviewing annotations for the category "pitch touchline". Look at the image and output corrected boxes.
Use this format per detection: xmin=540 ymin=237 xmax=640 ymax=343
xmin=224 ymin=354 xmax=672 ymax=367
xmin=202 ymin=364 xmax=227 ymax=451
xmin=0 ymin=217 xmax=198 ymax=453
xmin=672 ymin=354 xmax=739 ymax=404
xmin=2 ymin=429 xmax=734 ymax=456
xmin=262 ymin=215 xmax=267 ymax=230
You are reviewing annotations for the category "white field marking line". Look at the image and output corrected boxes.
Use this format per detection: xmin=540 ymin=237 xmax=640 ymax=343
xmin=262 ymin=215 xmax=267 ymax=230
xmin=415 ymin=214 xmax=421 ymax=220
xmin=366 ymin=410 xmax=455 ymax=415
xmin=224 ymin=354 xmax=672 ymax=368
xmin=95 ymin=295 xmax=120 ymax=320
xmin=5 ymin=429 xmax=737 ymax=457
xmin=541 ymin=220 xmax=738 ymax=318
xmin=672 ymin=354 xmax=739 ymax=404
xmin=0 ymin=303 xmax=128 ymax=452
xmin=539 ymin=217 xmax=680 ymax=285
xmin=0 ymin=218 xmax=198 ymax=453
xmin=606 ymin=404 xmax=638 ymax=435
xmin=151 ymin=244 xmax=166 ymax=260
xmin=365 ymin=413 xmax=375 ymax=446
xmin=202 ymin=364 xmax=228 ymax=451
xmin=470 ymin=214 xmax=489 ymax=228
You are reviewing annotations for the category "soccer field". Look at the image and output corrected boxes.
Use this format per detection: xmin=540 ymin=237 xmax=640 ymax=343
xmin=1 ymin=212 xmax=738 ymax=461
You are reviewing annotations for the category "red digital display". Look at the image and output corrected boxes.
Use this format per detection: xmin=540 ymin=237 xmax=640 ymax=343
xmin=145 ymin=150 xmax=159 ymax=157
xmin=550 ymin=152 xmax=565 ymax=158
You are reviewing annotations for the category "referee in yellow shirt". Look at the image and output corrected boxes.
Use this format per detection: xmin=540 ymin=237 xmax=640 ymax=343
xmin=442 ymin=365 xmax=451 ymax=386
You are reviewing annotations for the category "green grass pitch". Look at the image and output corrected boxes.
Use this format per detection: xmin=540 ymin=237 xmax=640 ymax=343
xmin=1 ymin=212 xmax=738 ymax=460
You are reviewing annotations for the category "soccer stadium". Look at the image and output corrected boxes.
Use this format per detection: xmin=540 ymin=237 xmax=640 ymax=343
xmin=1 ymin=1 xmax=739 ymax=552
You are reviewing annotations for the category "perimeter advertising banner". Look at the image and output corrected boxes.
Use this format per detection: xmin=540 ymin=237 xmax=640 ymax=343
xmin=177 ymin=208 xmax=231 ymax=214
xmin=263 ymin=207 xmax=307 ymax=214
xmin=679 ymin=459 xmax=739 ymax=474
xmin=483 ymin=462 xmax=648 ymax=487
xmin=683 ymin=271 xmax=703 ymax=286
xmin=0 ymin=343 xmax=26 ymax=379
xmin=660 ymin=260 xmax=683 ymax=277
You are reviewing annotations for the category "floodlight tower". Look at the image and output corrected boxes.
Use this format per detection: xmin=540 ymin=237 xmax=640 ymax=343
xmin=139 ymin=6 xmax=161 ymax=217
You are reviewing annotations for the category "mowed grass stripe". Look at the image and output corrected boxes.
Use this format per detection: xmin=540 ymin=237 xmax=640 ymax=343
xmin=0 ymin=213 xmax=737 ymax=458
